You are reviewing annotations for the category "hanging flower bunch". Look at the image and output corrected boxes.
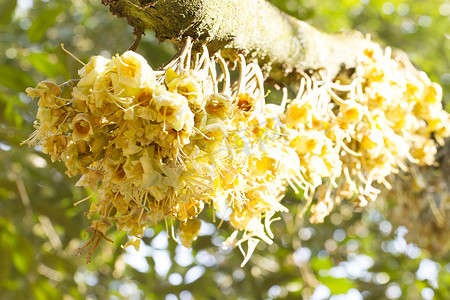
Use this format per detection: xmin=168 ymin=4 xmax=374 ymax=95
xmin=23 ymin=40 xmax=302 ymax=264
xmin=283 ymin=46 xmax=450 ymax=224
xmin=23 ymin=39 xmax=449 ymax=265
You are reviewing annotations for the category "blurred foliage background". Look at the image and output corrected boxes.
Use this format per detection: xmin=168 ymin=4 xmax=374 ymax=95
xmin=0 ymin=0 xmax=449 ymax=299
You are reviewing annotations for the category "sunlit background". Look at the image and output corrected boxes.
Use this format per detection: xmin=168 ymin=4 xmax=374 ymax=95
xmin=0 ymin=0 xmax=449 ymax=299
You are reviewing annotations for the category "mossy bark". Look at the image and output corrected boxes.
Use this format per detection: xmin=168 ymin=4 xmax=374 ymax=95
xmin=103 ymin=0 xmax=376 ymax=79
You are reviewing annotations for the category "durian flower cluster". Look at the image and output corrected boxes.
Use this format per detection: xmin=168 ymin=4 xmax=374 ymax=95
xmin=283 ymin=47 xmax=450 ymax=224
xmin=23 ymin=41 xmax=300 ymax=264
xmin=24 ymin=40 xmax=449 ymax=265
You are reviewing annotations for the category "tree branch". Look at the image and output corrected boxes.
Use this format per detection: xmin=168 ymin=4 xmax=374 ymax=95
xmin=102 ymin=0 xmax=376 ymax=79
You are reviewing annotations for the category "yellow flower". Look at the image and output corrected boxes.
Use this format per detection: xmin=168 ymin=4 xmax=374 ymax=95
xmin=179 ymin=218 xmax=202 ymax=248
xmin=166 ymin=69 xmax=206 ymax=109
xmin=75 ymin=170 xmax=103 ymax=191
xmin=427 ymin=111 xmax=450 ymax=145
xmin=72 ymin=113 xmax=94 ymax=142
xmin=122 ymin=238 xmax=141 ymax=251
xmin=134 ymin=88 xmax=156 ymax=120
xmin=139 ymin=149 xmax=164 ymax=189
xmin=205 ymin=93 xmax=233 ymax=120
xmin=78 ymin=55 xmax=111 ymax=87
xmin=36 ymin=107 xmax=60 ymax=129
xmin=41 ymin=135 xmax=69 ymax=162
xmin=26 ymin=81 xmax=62 ymax=108
xmin=361 ymin=128 xmax=384 ymax=151
xmin=91 ymin=73 xmax=116 ymax=107
xmin=338 ymin=100 xmax=363 ymax=123
xmin=423 ymin=82 xmax=442 ymax=104
xmin=111 ymin=192 xmax=130 ymax=214
xmin=152 ymin=86 xmax=194 ymax=132
xmin=411 ymin=138 xmax=437 ymax=165
xmin=292 ymin=131 xmax=328 ymax=155
xmin=112 ymin=51 xmax=156 ymax=95
xmin=175 ymin=200 xmax=205 ymax=221
xmin=114 ymin=134 xmax=142 ymax=156
xmin=236 ymin=93 xmax=261 ymax=114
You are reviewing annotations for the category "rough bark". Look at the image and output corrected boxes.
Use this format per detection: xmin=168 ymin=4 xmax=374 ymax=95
xmin=102 ymin=0 xmax=376 ymax=79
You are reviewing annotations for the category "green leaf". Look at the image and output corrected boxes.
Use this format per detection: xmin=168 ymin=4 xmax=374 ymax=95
xmin=0 ymin=65 xmax=34 ymax=92
xmin=11 ymin=236 xmax=34 ymax=275
xmin=311 ymin=256 xmax=333 ymax=271
xmin=69 ymin=286 xmax=82 ymax=299
xmin=0 ymin=245 xmax=12 ymax=286
xmin=28 ymin=52 xmax=63 ymax=78
xmin=0 ymin=219 xmax=14 ymax=285
xmin=0 ymin=0 xmax=17 ymax=25
xmin=415 ymin=279 xmax=427 ymax=291
xmin=27 ymin=7 xmax=62 ymax=43
xmin=12 ymin=252 xmax=29 ymax=275
xmin=32 ymin=285 xmax=47 ymax=300
xmin=32 ymin=281 xmax=61 ymax=300
xmin=320 ymin=276 xmax=355 ymax=294
xmin=0 ymin=92 xmax=23 ymax=127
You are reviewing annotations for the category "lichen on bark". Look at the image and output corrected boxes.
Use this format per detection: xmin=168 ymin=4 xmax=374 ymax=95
xmin=102 ymin=0 xmax=376 ymax=80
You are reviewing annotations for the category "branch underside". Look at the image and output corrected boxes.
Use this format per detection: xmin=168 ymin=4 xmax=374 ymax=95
xmin=103 ymin=0 xmax=376 ymax=80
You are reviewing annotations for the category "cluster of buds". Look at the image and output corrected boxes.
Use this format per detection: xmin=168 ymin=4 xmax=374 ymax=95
xmin=283 ymin=46 xmax=449 ymax=223
xmin=24 ymin=40 xmax=449 ymax=264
